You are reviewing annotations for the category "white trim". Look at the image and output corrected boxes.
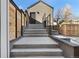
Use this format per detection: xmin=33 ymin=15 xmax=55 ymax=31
xmin=1 ymin=0 xmax=9 ymax=58
xmin=0 ymin=0 xmax=1 ymax=57
xmin=8 ymin=0 xmax=10 ymax=58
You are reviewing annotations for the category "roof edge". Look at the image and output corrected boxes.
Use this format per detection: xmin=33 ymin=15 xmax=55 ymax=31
xmin=27 ymin=0 xmax=54 ymax=9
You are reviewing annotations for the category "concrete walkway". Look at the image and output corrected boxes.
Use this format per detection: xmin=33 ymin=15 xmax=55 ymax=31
xmin=14 ymin=37 xmax=58 ymax=45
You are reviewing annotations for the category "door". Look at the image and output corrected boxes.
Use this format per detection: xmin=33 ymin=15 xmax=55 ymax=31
xmin=30 ymin=12 xmax=36 ymax=24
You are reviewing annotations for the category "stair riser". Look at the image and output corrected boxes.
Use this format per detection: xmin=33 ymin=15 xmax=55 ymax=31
xmin=52 ymin=32 xmax=59 ymax=35
xmin=27 ymin=27 xmax=44 ymax=29
xmin=13 ymin=45 xmax=59 ymax=48
xmin=23 ymin=34 xmax=48 ymax=37
xmin=51 ymin=31 xmax=59 ymax=35
xmin=23 ymin=32 xmax=48 ymax=34
xmin=11 ymin=52 xmax=63 ymax=57
xmin=27 ymin=24 xmax=44 ymax=29
xmin=24 ymin=30 xmax=47 ymax=32
xmin=26 ymin=27 xmax=44 ymax=29
xmin=11 ymin=56 xmax=64 ymax=58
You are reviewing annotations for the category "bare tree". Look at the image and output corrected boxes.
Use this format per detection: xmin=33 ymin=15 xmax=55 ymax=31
xmin=55 ymin=9 xmax=63 ymax=31
xmin=55 ymin=4 xmax=73 ymax=32
xmin=63 ymin=4 xmax=72 ymax=21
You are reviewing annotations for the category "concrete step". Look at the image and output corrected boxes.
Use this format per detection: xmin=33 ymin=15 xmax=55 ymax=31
xmin=23 ymin=32 xmax=48 ymax=34
xmin=28 ymin=24 xmax=44 ymax=29
xmin=23 ymin=31 xmax=47 ymax=34
xmin=24 ymin=29 xmax=47 ymax=32
xmin=23 ymin=34 xmax=48 ymax=37
xmin=13 ymin=44 xmax=59 ymax=48
xmin=13 ymin=37 xmax=58 ymax=45
xmin=11 ymin=48 xmax=63 ymax=57
xmin=11 ymin=56 xmax=64 ymax=58
xmin=52 ymin=30 xmax=59 ymax=35
xmin=23 ymin=30 xmax=47 ymax=34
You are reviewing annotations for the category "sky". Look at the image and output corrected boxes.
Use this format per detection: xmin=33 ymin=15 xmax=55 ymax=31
xmin=13 ymin=0 xmax=79 ymax=17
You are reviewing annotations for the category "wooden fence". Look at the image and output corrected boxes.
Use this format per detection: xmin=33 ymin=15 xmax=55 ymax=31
xmin=9 ymin=1 xmax=16 ymax=40
xmin=9 ymin=0 xmax=29 ymax=41
xmin=21 ymin=10 xmax=25 ymax=27
xmin=16 ymin=9 xmax=21 ymax=38
xmin=59 ymin=24 xmax=79 ymax=36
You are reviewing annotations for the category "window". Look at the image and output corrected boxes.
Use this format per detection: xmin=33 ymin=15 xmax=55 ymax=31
xmin=37 ymin=12 xmax=39 ymax=14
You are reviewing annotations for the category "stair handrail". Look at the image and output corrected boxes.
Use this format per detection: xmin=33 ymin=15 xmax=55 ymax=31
xmin=42 ymin=13 xmax=52 ymax=35
xmin=46 ymin=14 xmax=52 ymax=35
xmin=42 ymin=13 xmax=46 ymax=27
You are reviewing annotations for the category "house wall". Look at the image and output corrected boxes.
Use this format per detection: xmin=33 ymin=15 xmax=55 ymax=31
xmin=27 ymin=2 xmax=53 ymax=25
xmin=59 ymin=24 xmax=79 ymax=36
xmin=9 ymin=2 xmax=16 ymax=40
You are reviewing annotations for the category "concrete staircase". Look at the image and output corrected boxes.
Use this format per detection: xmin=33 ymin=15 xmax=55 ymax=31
xmin=10 ymin=24 xmax=64 ymax=58
xmin=23 ymin=24 xmax=48 ymax=37
xmin=10 ymin=39 xmax=64 ymax=58
xmin=23 ymin=29 xmax=48 ymax=37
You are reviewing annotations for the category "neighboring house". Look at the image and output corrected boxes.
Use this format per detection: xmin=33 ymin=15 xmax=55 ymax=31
xmin=27 ymin=0 xmax=54 ymax=26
